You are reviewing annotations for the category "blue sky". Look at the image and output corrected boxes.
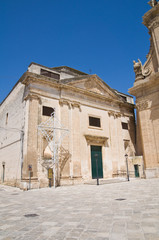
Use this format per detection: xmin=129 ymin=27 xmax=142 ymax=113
xmin=0 ymin=0 xmax=151 ymax=103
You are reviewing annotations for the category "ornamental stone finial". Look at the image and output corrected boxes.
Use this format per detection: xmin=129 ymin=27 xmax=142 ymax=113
xmin=148 ymin=0 xmax=158 ymax=7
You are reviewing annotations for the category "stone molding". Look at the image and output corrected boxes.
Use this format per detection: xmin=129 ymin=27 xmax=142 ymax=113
xmin=108 ymin=111 xmax=122 ymax=118
xmin=59 ymin=99 xmax=71 ymax=109
xmin=59 ymin=98 xmax=81 ymax=111
xmin=129 ymin=72 xmax=159 ymax=96
xmin=24 ymin=93 xmax=41 ymax=104
xmin=108 ymin=111 xmax=133 ymax=118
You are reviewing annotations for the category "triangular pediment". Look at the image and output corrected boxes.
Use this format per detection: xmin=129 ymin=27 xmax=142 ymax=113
xmin=66 ymin=75 xmax=121 ymax=101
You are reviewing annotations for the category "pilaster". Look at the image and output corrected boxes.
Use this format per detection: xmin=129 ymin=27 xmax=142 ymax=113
xmin=22 ymin=94 xmax=40 ymax=179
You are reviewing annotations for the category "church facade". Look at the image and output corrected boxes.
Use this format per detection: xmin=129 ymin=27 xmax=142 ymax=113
xmin=0 ymin=63 xmax=136 ymax=188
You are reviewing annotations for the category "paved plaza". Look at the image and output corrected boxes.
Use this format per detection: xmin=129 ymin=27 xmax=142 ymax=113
xmin=0 ymin=178 xmax=159 ymax=240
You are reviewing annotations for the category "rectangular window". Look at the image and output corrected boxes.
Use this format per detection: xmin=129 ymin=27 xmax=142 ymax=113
xmin=40 ymin=69 xmax=60 ymax=80
xmin=89 ymin=116 xmax=101 ymax=128
xmin=121 ymin=96 xmax=127 ymax=102
xmin=122 ymin=122 xmax=128 ymax=130
xmin=42 ymin=106 xmax=54 ymax=117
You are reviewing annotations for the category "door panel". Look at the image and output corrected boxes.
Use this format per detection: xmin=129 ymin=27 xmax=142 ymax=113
xmin=134 ymin=164 xmax=140 ymax=178
xmin=91 ymin=146 xmax=103 ymax=179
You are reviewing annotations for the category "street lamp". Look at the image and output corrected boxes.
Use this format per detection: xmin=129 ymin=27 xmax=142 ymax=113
xmin=125 ymin=154 xmax=130 ymax=181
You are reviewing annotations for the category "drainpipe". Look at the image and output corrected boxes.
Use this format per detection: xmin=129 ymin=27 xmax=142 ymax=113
xmin=20 ymin=131 xmax=24 ymax=180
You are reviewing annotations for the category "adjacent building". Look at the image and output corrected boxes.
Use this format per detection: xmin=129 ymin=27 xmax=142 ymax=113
xmin=129 ymin=1 xmax=159 ymax=178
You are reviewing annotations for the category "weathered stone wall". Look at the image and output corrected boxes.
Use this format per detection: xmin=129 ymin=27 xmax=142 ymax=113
xmin=136 ymin=86 xmax=159 ymax=177
xmin=0 ymin=83 xmax=26 ymax=185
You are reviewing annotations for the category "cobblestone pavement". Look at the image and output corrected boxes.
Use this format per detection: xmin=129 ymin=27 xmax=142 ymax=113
xmin=0 ymin=178 xmax=159 ymax=240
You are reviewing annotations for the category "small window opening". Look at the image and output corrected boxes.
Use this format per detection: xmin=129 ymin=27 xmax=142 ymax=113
xmin=122 ymin=122 xmax=128 ymax=130
xmin=121 ymin=96 xmax=127 ymax=102
xmin=42 ymin=106 xmax=54 ymax=117
xmin=2 ymin=162 xmax=5 ymax=183
xmin=40 ymin=69 xmax=60 ymax=80
xmin=6 ymin=113 xmax=8 ymax=125
xmin=89 ymin=116 xmax=101 ymax=128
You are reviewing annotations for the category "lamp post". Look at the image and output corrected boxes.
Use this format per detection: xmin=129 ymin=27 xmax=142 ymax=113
xmin=125 ymin=154 xmax=129 ymax=181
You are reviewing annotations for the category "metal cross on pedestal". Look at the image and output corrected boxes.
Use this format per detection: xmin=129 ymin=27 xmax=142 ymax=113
xmin=38 ymin=110 xmax=69 ymax=188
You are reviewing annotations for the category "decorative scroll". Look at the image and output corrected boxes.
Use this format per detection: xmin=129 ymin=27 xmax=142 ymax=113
xmin=136 ymin=101 xmax=149 ymax=111
xmin=133 ymin=59 xmax=151 ymax=81
xmin=148 ymin=19 xmax=159 ymax=30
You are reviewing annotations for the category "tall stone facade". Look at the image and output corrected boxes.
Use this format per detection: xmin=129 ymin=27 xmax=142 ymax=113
xmin=129 ymin=1 xmax=159 ymax=178
xmin=0 ymin=63 xmax=136 ymax=189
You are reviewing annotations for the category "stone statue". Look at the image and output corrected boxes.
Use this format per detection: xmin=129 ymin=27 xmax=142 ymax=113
xmin=148 ymin=0 xmax=158 ymax=7
xmin=133 ymin=59 xmax=144 ymax=80
xmin=133 ymin=59 xmax=152 ymax=81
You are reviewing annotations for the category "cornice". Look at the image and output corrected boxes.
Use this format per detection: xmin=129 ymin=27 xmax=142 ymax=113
xmin=84 ymin=134 xmax=108 ymax=146
xmin=24 ymin=93 xmax=42 ymax=104
xmin=59 ymin=97 xmax=134 ymax=116
xmin=61 ymin=84 xmax=134 ymax=108
xmin=21 ymin=72 xmax=59 ymax=87
xmin=21 ymin=72 xmax=135 ymax=111
xmin=23 ymin=73 xmax=123 ymax=105
xmin=129 ymin=72 xmax=159 ymax=96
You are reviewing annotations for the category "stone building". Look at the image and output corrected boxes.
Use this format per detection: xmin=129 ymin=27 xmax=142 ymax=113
xmin=129 ymin=0 xmax=159 ymax=178
xmin=2 ymin=1 xmax=159 ymax=189
xmin=0 ymin=62 xmax=136 ymax=188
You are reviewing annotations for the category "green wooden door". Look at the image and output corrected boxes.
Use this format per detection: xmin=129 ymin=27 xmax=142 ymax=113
xmin=134 ymin=164 xmax=140 ymax=178
xmin=91 ymin=146 xmax=103 ymax=179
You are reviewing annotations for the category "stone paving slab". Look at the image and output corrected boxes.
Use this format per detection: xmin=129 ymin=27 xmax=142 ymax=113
xmin=0 ymin=179 xmax=159 ymax=240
